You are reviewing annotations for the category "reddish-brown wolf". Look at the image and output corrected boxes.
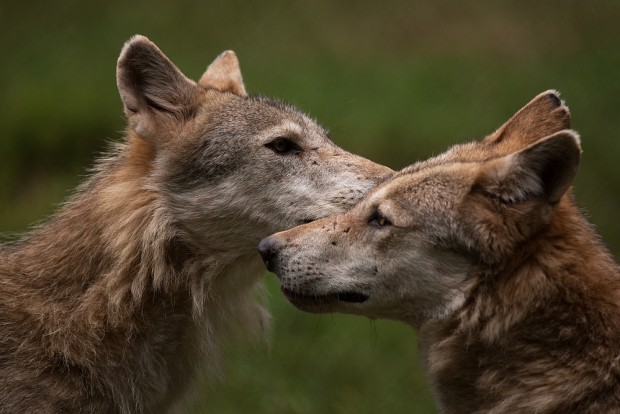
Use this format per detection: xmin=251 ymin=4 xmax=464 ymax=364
xmin=261 ymin=91 xmax=620 ymax=413
xmin=0 ymin=36 xmax=390 ymax=413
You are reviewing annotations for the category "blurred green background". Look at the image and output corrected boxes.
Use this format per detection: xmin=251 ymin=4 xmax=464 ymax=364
xmin=1 ymin=1 xmax=619 ymax=413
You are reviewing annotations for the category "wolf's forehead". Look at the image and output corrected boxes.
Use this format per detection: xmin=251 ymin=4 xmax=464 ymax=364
xmin=256 ymin=119 xmax=322 ymax=143
xmin=370 ymin=163 xmax=470 ymax=205
xmin=367 ymin=174 xmax=419 ymax=205
xmin=249 ymin=96 xmax=322 ymax=129
xmin=262 ymin=120 xmax=304 ymax=136
xmin=399 ymin=141 xmax=496 ymax=177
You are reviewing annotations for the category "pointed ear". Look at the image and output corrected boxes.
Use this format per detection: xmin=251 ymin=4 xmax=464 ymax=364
xmin=198 ymin=50 xmax=247 ymax=96
xmin=477 ymin=130 xmax=581 ymax=204
xmin=484 ymin=90 xmax=571 ymax=150
xmin=116 ymin=35 xmax=198 ymax=141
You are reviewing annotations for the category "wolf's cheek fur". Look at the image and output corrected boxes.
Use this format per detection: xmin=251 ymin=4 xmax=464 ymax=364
xmin=161 ymin=160 xmax=385 ymax=255
xmin=343 ymin=236 xmax=470 ymax=323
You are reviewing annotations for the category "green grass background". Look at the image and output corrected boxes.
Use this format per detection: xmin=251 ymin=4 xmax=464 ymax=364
xmin=1 ymin=1 xmax=619 ymax=413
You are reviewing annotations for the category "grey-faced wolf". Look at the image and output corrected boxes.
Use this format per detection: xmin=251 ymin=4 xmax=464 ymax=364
xmin=260 ymin=91 xmax=620 ymax=413
xmin=0 ymin=35 xmax=391 ymax=413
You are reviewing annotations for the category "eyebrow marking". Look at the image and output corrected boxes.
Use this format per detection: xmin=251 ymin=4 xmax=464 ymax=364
xmin=257 ymin=120 xmax=304 ymax=143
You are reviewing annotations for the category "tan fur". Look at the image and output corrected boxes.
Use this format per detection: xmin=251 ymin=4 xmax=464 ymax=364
xmin=0 ymin=35 xmax=391 ymax=413
xmin=198 ymin=50 xmax=247 ymax=96
xmin=261 ymin=91 xmax=620 ymax=413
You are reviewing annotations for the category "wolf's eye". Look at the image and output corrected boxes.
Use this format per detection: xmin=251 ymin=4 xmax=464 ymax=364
xmin=369 ymin=212 xmax=392 ymax=228
xmin=266 ymin=137 xmax=301 ymax=154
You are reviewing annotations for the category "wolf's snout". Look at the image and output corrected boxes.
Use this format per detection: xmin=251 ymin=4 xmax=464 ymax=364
xmin=258 ymin=236 xmax=279 ymax=272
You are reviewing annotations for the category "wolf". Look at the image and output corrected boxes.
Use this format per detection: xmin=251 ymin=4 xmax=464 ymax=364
xmin=260 ymin=91 xmax=620 ymax=413
xmin=0 ymin=35 xmax=391 ymax=413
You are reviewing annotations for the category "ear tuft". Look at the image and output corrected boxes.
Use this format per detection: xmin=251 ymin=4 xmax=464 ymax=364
xmin=484 ymin=90 xmax=571 ymax=151
xmin=198 ymin=50 xmax=247 ymax=96
xmin=478 ymin=130 xmax=581 ymax=205
xmin=544 ymin=89 xmax=563 ymax=109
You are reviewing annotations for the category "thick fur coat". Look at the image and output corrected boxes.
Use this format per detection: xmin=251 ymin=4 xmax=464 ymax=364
xmin=262 ymin=91 xmax=620 ymax=413
xmin=0 ymin=36 xmax=391 ymax=413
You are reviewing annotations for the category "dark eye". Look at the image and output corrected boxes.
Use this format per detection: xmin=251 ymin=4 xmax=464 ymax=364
xmin=265 ymin=137 xmax=301 ymax=154
xmin=368 ymin=211 xmax=392 ymax=228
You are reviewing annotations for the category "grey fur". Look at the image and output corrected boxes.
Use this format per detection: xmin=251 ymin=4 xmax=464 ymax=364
xmin=0 ymin=35 xmax=391 ymax=413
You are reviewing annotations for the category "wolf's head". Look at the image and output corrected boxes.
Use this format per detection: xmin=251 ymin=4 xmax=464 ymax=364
xmin=259 ymin=92 xmax=580 ymax=326
xmin=115 ymin=36 xmax=391 ymax=256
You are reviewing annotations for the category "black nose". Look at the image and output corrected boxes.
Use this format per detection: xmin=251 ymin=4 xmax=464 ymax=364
xmin=258 ymin=236 xmax=279 ymax=272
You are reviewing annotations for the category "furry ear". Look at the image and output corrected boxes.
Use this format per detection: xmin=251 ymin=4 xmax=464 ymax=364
xmin=477 ymin=130 xmax=581 ymax=204
xmin=116 ymin=35 xmax=198 ymax=140
xmin=198 ymin=50 xmax=247 ymax=96
xmin=484 ymin=90 xmax=571 ymax=151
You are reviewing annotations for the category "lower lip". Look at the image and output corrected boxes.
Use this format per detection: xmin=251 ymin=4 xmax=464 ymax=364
xmin=281 ymin=287 xmax=369 ymax=308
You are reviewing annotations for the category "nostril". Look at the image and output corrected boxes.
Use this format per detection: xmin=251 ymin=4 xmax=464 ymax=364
xmin=258 ymin=236 xmax=279 ymax=271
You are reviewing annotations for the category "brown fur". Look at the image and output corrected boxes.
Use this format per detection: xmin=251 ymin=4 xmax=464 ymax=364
xmin=0 ymin=35 xmax=391 ymax=413
xmin=261 ymin=91 xmax=620 ymax=413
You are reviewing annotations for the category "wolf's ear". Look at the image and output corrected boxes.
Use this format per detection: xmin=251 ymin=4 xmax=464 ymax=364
xmin=198 ymin=50 xmax=247 ymax=97
xmin=477 ymin=130 xmax=581 ymax=205
xmin=116 ymin=35 xmax=198 ymax=141
xmin=484 ymin=90 xmax=571 ymax=150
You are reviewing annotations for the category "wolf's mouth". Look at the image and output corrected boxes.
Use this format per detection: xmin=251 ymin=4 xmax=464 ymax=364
xmin=281 ymin=287 xmax=369 ymax=309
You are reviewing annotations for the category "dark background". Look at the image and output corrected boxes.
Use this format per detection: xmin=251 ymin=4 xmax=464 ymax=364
xmin=1 ymin=1 xmax=619 ymax=412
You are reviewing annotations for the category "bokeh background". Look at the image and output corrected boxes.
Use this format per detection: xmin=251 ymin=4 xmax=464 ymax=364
xmin=1 ymin=1 xmax=619 ymax=413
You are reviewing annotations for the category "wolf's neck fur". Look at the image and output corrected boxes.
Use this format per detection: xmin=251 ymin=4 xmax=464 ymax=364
xmin=420 ymin=197 xmax=620 ymax=413
xmin=1 ymin=137 xmax=268 ymax=413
